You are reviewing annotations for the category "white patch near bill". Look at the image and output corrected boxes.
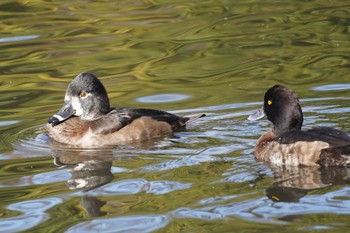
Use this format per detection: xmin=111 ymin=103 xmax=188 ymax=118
xmin=71 ymin=97 xmax=84 ymax=116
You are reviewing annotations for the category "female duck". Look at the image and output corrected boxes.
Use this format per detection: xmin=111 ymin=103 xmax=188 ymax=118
xmin=249 ymin=85 xmax=350 ymax=166
xmin=46 ymin=72 xmax=204 ymax=147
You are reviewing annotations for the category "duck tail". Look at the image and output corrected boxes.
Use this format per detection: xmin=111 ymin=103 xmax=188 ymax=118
xmin=318 ymin=146 xmax=350 ymax=167
xmin=180 ymin=113 xmax=206 ymax=127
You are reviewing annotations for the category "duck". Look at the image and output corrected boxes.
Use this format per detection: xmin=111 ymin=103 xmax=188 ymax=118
xmin=248 ymin=85 xmax=350 ymax=167
xmin=46 ymin=72 xmax=205 ymax=147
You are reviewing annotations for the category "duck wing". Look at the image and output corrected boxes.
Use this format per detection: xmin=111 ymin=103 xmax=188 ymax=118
xmin=91 ymin=108 xmax=205 ymax=134
xmin=277 ymin=127 xmax=350 ymax=147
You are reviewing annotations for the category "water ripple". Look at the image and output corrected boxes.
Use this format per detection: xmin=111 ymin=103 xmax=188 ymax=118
xmin=0 ymin=1 xmax=350 ymax=232
xmin=76 ymin=179 xmax=191 ymax=196
xmin=136 ymin=93 xmax=191 ymax=103
xmin=311 ymin=84 xmax=350 ymax=91
xmin=0 ymin=170 xmax=69 ymax=187
xmin=0 ymin=197 xmax=62 ymax=232
xmin=0 ymin=35 xmax=39 ymax=43
xmin=171 ymin=187 xmax=350 ymax=223
xmin=66 ymin=215 xmax=170 ymax=233
xmin=0 ymin=214 xmax=49 ymax=233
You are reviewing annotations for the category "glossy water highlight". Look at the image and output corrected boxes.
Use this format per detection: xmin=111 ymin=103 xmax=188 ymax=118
xmin=0 ymin=0 xmax=350 ymax=232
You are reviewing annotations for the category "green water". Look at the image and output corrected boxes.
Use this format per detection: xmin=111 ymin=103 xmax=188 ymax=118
xmin=0 ymin=0 xmax=349 ymax=232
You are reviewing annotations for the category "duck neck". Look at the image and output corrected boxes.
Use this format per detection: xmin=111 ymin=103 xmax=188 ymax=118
xmin=273 ymin=105 xmax=303 ymax=136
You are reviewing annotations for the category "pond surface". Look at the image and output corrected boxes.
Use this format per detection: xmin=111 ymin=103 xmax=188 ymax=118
xmin=0 ymin=0 xmax=350 ymax=232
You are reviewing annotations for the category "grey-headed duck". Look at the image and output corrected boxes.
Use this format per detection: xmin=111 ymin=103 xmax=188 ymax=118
xmin=46 ymin=72 xmax=205 ymax=147
xmin=249 ymin=85 xmax=350 ymax=167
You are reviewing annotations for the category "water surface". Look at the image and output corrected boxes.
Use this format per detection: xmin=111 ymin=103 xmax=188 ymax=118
xmin=0 ymin=0 xmax=349 ymax=232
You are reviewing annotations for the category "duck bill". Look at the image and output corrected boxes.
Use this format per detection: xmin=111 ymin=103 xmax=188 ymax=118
xmin=248 ymin=106 xmax=265 ymax=121
xmin=48 ymin=101 xmax=76 ymax=126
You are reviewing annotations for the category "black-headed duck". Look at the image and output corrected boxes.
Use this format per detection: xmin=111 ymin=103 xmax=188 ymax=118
xmin=46 ymin=72 xmax=205 ymax=147
xmin=249 ymin=85 xmax=350 ymax=167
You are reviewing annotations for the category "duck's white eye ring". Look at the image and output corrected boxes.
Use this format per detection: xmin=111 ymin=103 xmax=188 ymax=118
xmin=80 ymin=91 xmax=88 ymax=98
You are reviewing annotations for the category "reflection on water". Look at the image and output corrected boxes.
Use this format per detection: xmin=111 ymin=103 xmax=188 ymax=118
xmin=67 ymin=214 xmax=170 ymax=233
xmin=0 ymin=0 xmax=350 ymax=232
xmin=3 ymin=103 xmax=349 ymax=232
xmin=266 ymin=165 xmax=350 ymax=202
xmin=0 ymin=35 xmax=39 ymax=43
xmin=2 ymin=197 xmax=62 ymax=233
xmin=53 ymin=150 xmax=115 ymax=192
xmin=136 ymin=94 xmax=191 ymax=103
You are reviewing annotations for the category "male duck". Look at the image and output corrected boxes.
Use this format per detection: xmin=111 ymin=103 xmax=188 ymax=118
xmin=249 ymin=85 xmax=350 ymax=167
xmin=46 ymin=72 xmax=205 ymax=147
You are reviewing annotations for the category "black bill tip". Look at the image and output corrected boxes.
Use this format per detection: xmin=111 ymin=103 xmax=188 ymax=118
xmin=48 ymin=116 xmax=60 ymax=127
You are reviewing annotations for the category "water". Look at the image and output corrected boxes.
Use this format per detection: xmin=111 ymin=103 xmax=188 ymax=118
xmin=0 ymin=0 xmax=350 ymax=232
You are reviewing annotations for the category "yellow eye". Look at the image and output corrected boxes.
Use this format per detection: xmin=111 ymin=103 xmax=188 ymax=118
xmin=267 ymin=100 xmax=272 ymax=105
xmin=80 ymin=91 xmax=88 ymax=98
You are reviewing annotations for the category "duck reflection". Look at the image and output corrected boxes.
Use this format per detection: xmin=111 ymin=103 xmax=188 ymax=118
xmin=266 ymin=165 xmax=350 ymax=202
xmin=52 ymin=148 xmax=115 ymax=217
xmin=79 ymin=196 xmax=107 ymax=217
xmin=53 ymin=149 xmax=114 ymax=191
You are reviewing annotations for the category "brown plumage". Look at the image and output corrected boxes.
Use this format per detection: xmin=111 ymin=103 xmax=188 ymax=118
xmin=46 ymin=73 xmax=205 ymax=147
xmin=249 ymin=85 xmax=350 ymax=167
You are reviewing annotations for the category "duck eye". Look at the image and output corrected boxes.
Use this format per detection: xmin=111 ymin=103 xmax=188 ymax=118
xmin=267 ymin=100 xmax=272 ymax=105
xmin=80 ymin=91 xmax=88 ymax=98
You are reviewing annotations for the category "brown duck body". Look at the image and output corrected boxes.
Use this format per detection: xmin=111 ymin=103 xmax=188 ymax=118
xmin=254 ymin=129 xmax=350 ymax=166
xmin=251 ymin=85 xmax=350 ymax=167
xmin=46 ymin=73 xmax=204 ymax=147
xmin=47 ymin=108 xmax=204 ymax=147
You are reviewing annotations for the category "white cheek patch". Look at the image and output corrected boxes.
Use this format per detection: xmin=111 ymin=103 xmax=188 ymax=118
xmin=64 ymin=94 xmax=70 ymax=103
xmin=71 ymin=97 xmax=84 ymax=116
